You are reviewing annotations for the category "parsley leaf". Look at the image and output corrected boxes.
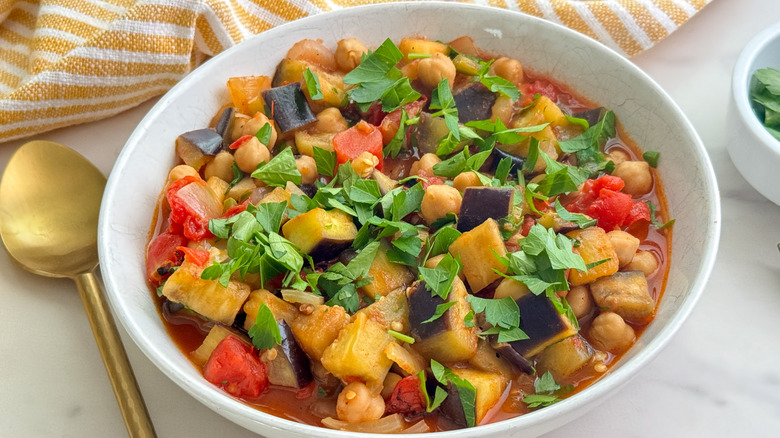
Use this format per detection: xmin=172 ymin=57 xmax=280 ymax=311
xmin=303 ymin=68 xmax=324 ymax=100
xmin=418 ymin=370 xmax=449 ymax=413
xmin=312 ymin=146 xmax=336 ymax=177
xmin=558 ymin=110 xmax=616 ymax=177
xmin=425 ymin=225 xmax=462 ymax=259
xmin=643 ymin=150 xmax=660 ymax=168
xmin=430 ymin=360 xmax=477 ymax=427
xmin=646 ymin=200 xmax=675 ymax=229
xmin=421 ymin=301 xmax=457 ymax=324
xmin=430 ymin=79 xmax=460 ymax=140
xmin=418 ymin=253 xmax=462 ymax=300
xmin=251 ymin=147 xmax=302 ymax=187
xmin=254 ymin=122 xmax=273 ymax=146
xmin=475 ymin=60 xmax=520 ymax=101
xmin=466 ymin=295 xmax=528 ymax=343
xmin=554 ymin=199 xmax=596 ymax=229
xmin=248 ymin=303 xmax=282 ymax=350
xmin=384 ymin=108 xmax=408 ymax=158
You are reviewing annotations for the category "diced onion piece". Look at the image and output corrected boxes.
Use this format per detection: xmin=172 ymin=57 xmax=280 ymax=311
xmin=402 ymin=419 xmax=432 ymax=434
xmin=281 ymin=289 xmax=325 ymax=306
xmin=321 ymin=414 xmax=406 ymax=433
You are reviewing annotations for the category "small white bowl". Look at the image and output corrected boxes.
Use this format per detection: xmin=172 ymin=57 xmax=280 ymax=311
xmin=728 ymin=22 xmax=780 ymax=205
xmin=98 ymin=2 xmax=720 ymax=437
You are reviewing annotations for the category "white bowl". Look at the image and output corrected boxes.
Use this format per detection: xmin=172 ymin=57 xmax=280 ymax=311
xmin=98 ymin=3 xmax=721 ymax=437
xmin=728 ymin=22 xmax=780 ymax=205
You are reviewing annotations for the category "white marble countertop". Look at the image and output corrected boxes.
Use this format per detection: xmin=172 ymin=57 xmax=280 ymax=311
xmin=2 ymin=1 xmax=780 ymax=436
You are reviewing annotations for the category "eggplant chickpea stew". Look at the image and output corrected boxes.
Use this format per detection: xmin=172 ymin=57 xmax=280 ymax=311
xmin=146 ymin=36 xmax=672 ymax=433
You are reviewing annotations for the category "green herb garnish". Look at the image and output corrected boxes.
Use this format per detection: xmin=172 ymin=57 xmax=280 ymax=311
xmin=312 ymin=146 xmax=336 ymax=177
xmin=430 ymin=360 xmax=477 ymax=427
xmin=303 ymin=68 xmax=324 ymax=100
xmin=248 ymin=303 xmax=282 ymax=350
xmin=751 ymin=67 xmax=780 ymax=141
xmin=251 ymin=146 xmax=302 ymax=187
xmin=466 ymin=295 xmax=528 ymax=343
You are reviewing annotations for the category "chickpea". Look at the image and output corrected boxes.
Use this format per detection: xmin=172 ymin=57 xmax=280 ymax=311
xmin=491 ymin=57 xmax=523 ymax=85
xmin=607 ymin=230 xmax=640 ymax=267
xmin=230 ymin=113 xmax=250 ymax=142
xmin=410 ymin=153 xmax=441 ymax=177
xmin=381 ymin=372 xmax=403 ymax=400
xmin=453 ymin=171 xmax=482 ymax=193
xmin=203 ymin=151 xmax=235 ymax=182
xmin=314 ymin=107 xmax=348 ymax=134
xmin=235 ymin=136 xmax=270 ymax=173
xmin=295 ymin=155 xmax=318 ymax=184
xmin=417 ymin=52 xmax=456 ymax=89
xmin=606 ymin=148 xmax=630 ymax=166
xmin=336 ymin=382 xmax=385 ymax=423
xmin=567 ymin=285 xmax=594 ymax=320
xmin=613 ymin=160 xmax=653 ymax=196
xmin=624 ymin=251 xmax=659 ymax=276
xmin=350 ymin=151 xmax=379 ymax=179
xmin=287 ymin=38 xmax=337 ymax=71
xmin=589 ymin=312 xmax=636 ymax=352
xmin=335 ymin=38 xmax=368 ymax=72
xmin=167 ymin=164 xmax=198 ymax=182
xmin=421 ymin=184 xmax=462 ymax=224
xmin=241 ymin=113 xmax=277 ymax=150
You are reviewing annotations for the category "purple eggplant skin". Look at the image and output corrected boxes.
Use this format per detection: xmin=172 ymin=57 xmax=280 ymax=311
xmin=261 ymin=83 xmax=317 ymax=133
xmin=453 ymin=84 xmax=497 ymax=123
xmin=278 ymin=320 xmax=313 ymax=388
xmin=509 ymin=293 xmax=574 ymax=357
xmin=492 ymin=341 xmax=534 ymax=374
xmin=572 ymin=107 xmax=606 ymax=127
xmin=408 ymin=281 xmax=448 ymax=340
xmin=437 ymin=382 xmax=471 ymax=429
xmin=215 ymin=107 xmax=236 ymax=147
xmin=299 ymin=183 xmax=318 ymax=198
xmin=490 ymin=147 xmax=525 ymax=174
xmin=177 ymin=128 xmax=223 ymax=156
xmin=457 ymin=187 xmax=514 ymax=232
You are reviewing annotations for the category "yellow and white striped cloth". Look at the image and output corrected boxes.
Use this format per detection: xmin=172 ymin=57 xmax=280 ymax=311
xmin=0 ymin=0 xmax=711 ymax=143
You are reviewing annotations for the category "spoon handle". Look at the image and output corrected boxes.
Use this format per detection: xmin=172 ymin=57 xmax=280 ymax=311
xmin=75 ymin=272 xmax=157 ymax=438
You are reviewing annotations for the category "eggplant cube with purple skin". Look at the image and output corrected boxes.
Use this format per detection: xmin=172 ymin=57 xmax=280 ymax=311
xmin=407 ymin=278 xmax=478 ymax=363
xmin=261 ymin=82 xmax=317 ymax=133
xmin=590 ymin=270 xmax=655 ymax=322
xmin=263 ymin=321 xmax=313 ymax=389
xmin=508 ymin=293 xmax=577 ymax=358
xmin=457 ymin=187 xmax=514 ymax=232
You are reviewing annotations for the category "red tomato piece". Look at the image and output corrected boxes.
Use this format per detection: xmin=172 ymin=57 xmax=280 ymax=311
xmin=385 ymin=376 xmax=426 ymax=416
xmin=228 ymin=135 xmax=254 ymax=150
xmin=145 ymin=232 xmax=187 ymax=285
xmin=564 ymin=175 xmax=626 ymax=214
xmin=379 ymin=98 xmax=427 ymax=145
xmin=204 ymin=336 xmax=268 ymax=400
xmin=623 ymin=200 xmax=651 ymax=226
xmin=223 ymin=199 xmax=250 ymax=219
xmin=587 ymin=188 xmax=633 ymax=231
xmin=522 ymin=78 xmax=564 ymax=102
xmin=332 ymin=120 xmax=384 ymax=170
xmin=176 ymin=246 xmax=210 ymax=267
xmin=167 ymin=175 xmax=221 ymax=241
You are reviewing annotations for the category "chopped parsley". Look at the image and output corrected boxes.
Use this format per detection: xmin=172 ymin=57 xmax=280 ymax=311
xmin=302 ymin=68 xmax=324 ymax=100
xmin=430 ymin=360 xmax=477 ymax=427
xmin=251 ymin=146 xmax=302 ymax=187
xmin=466 ymin=295 xmax=528 ymax=343
xmin=418 ymin=253 xmax=462 ymax=300
xmin=312 ymin=146 xmax=336 ymax=177
xmin=248 ymin=303 xmax=282 ymax=350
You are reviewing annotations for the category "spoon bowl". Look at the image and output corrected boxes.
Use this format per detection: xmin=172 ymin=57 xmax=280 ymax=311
xmin=0 ymin=140 xmax=156 ymax=438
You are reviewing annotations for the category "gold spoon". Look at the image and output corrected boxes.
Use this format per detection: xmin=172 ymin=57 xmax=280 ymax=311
xmin=0 ymin=140 xmax=156 ymax=438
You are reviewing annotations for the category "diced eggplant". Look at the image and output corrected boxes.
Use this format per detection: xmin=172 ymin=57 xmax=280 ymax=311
xmin=320 ymin=311 xmax=396 ymax=384
xmin=534 ymin=334 xmax=595 ymax=382
xmin=359 ymin=241 xmax=415 ymax=300
xmin=590 ymin=270 xmax=655 ymax=321
xmin=450 ymin=368 xmax=508 ymax=425
xmin=161 ymin=260 xmax=250 ymax=326
xmin=469 ymin=339 xmax=515 ymax=380
xmin=299 ymin=183 xmax=318 ymax=198
xmin=281 ymin=208 xmax=357 ymax=261
xmin=566 ymin=227 xmax=619 ymax=286
xmin=507 ymin=293 xmax=578 ymax=358
xmin=407 ymin=278 xmax=478 ymax=363
xmin=261 ymin=83 xmax=317 ymax=133
xmin=190 ymin=324 xmax=249 ymax=367
xmin=294 ymin=131 xmax=335 ymax=157
xmin=492 ymin=277 xmax=530 ymax=301
xmin=490 ymin=147 xmax=525 ymax=174
xmin=537 ymin=212 xmax=580 ymax=234
xmin=438 ymin=382 xmax=469 ymax=429
xmin=175 ymin=128 xmax=223 ymax=170
xmin=383 ymin=342 xmax=426 ymax=376
xmin=263 ymin=321 xmax=312 ymax=389
xmin=492 ymin=342 xmax=534 ymax=374
xmin=215 ymin=106 xmax=236 ymax=146
xmin=357 ymin=286 xmax=410 ymax=332
xmin=242 ymin=289 xmax=299 ymax=332
xmin=453 ymin=83 xmax=497 ymax=123
xmin=572 ymin=107 xmax=606 ymax=127
xmin=457 ymin=187 xmax=514 ymax=232
xmin=415 ymin=112 xmax=451 ymax=155
xmin=448 ymin=218 xmax=507 ymax=292
xmin=290 ymin=304 xmax=350 ymax=361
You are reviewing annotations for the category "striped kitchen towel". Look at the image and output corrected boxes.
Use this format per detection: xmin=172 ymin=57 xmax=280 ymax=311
xmin=0 ymin=0 xmax=711 ymax=143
